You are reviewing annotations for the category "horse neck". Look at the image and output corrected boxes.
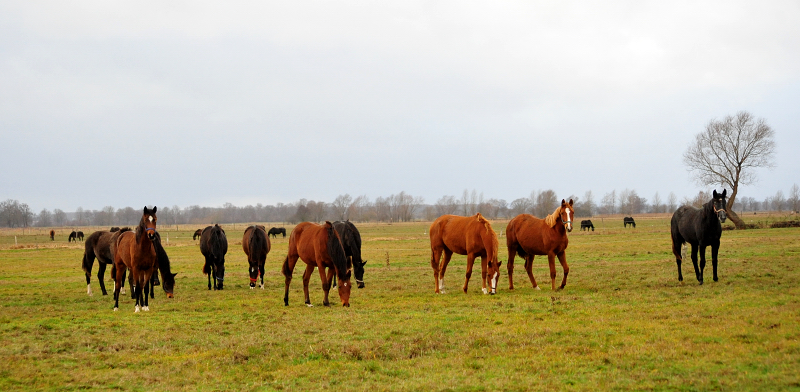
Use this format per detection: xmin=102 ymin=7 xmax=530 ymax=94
xmin=703 ymin=200 xmax=719 ymax=224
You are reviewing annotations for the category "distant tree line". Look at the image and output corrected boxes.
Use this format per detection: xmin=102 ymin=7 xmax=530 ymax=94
xmin=1 ymin=184 xmax=797 ymax=228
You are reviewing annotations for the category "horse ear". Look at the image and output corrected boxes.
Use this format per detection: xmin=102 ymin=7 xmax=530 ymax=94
xmin=362 ymin=260 xmax=367 ymax=266
xmin=569 ymin=199 xmax=574 ymax=207
xmin=143 ymin=206 xmax=149 ymax=214
xmin=722 ymin=189 xmax=727 ymax=197
xmin=713 ymin=189 xmax=718 ymax=198
xmin=152 ymin=206 xmax=157 ymax=214
xmin=172 ymin=273 xmax=178 ymax=278
xmin=561 ymin=199 xmax=566 ymax=206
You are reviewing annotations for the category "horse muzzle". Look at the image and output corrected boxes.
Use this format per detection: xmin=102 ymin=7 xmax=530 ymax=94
xmin=356 ymin=279 xmax=365 ymax=289
xmin=166 ymin=292 xmax=174 ymax=299
xmin=717 ymin=210 xmax=727 ymax=223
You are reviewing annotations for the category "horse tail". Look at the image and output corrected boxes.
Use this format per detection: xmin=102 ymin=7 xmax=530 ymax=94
xmin=670 ymin=212 xmax=683 ymax=261
xmin=211 ymin=225 xmax=227 ymax=260
xmin=249 ymin=225 xmax=265 ymax=263
xmin=326 ymin=222 xmax=349 ymax=280
xmin=281 ymin=255 xmax=291 ymax=278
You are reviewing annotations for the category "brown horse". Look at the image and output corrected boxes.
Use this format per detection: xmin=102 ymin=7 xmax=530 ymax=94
xmin=506 ymin=199 xmax=574 ymax=291
xmin=243 ymin=225 xmax=270 ymax=289
xmin=429 ymin=213 xmax=501 ymax=295
xmin=282 ymin=221 xmax=351 ymax=307
xmin=49 ymin=230 xmax=55 ymax=241
xmin=113 ymin=206 xmax=158 ymax=312
xmin=193 ymin=229 xmax=202 ymax=240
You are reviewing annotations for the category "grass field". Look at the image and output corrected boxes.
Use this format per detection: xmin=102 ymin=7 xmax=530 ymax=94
xmin=0 ymin=215 xmax=798 ymax=391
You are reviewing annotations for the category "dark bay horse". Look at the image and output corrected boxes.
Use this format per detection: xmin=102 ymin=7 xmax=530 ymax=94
xmin=331 ymin=221 xmax=366 ymax=289
xmin=243 ymin=225 xmax=270 ymax=289
xmin=429 ymin=213 xmax=501 ymax=295
xmin=506 ymin=199 xmax=574 ymax=291
xmin=50 ymin=230 xmax=55 ymax=241
xmin=83 ymin=229 xmax=123 ymax=296
xmin=282 ymin=221 xmax=352 ymax=307
xmin=193 ymin=229 xmax=202 ymax=240
xmin=68 ymin=231 xmax=77 ymax=242
xmin=580 ymin=220 xmax=594 ymax=231
xmin=268 ymin=227 xmax=287 ymax=238
xmin=623 ymin=217 xmax=636 ymax=228
xmin=76 ymin=231 xmax=84 ymax=241
xmin=671 ymin=189 xmax=727 ymax=285
xmin=200 ymin=224 xmax=228 ymax=290
xmin=113 ymin=206 xmax=158 ymax=312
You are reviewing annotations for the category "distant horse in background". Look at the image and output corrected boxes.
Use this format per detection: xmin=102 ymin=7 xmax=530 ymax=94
xmin=193 ymin=229 xmax=202 ymax=240
xmin=112 ymin=206 xmax=159 ymax=312
xmin=268 ymin=227 xmax=286 ymax=238
xmin=76 ymin=231 xmax=84 ymax=241
xmin=580 ymin=220 xmax=594 ymax=231
xmin=243 ymin=225 xmax=270 ymax=289
xmin=282 ymin=221 xmax=352 ymax=307
xmin=110 ymin=227 xmax=120 ymax=232
xmin=50 ymin=230 xmax=55 ymax=241
xmin=200 ymin=224 xmax=228 ymax=290
xmin=429 ymin=213 xmax=501 ymax=295
xmin=331 ymin=221 xmax=366 ymax=289
xmin=68 ymin=231 xmax=77 ymax=242
xmin=671 ymin=189 xmax=728 ymax=285
xmin=506 ymin=199 xmax=574 ymax=291
xmin=623 ymin=217 xmax=636 ymax=228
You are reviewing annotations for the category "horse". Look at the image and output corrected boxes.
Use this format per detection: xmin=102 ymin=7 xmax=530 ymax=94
xmin=119 ymin=230 xmax=176 ymax=299
xmin=429 ymin=213 xmax=501 ymax=295
xmin=83 ymin=229 xmax=125 ymax=296
xmin=580 ymin=220 xmax=594 ymax=231
xmin=243 ymin=225 xmax=270 ymax=289
xmin=623 ymin=217 xmax=636 ymax=228
xmin=193 ymin=229 xmax=202 ymax=240
xmin=76 ymin=231 xmax=84 ymax=241
xmin=268 ymin=227 xmax=287 ymax=238
xmin=200 ymin=224 xmax=228 ymax=290
xmin=331 ymin=221 xmax=367 ymax=289
xmin=506 ymin=199 xmax=574 ymax=291
xmin=110 ymin=227 xmax=120 ymax=232
xmin=49 ymin=230 xmax=54 ymax=241
xmin=282 ymin=221 xmax=352 ymax=307
xmin=112 ymin=206 xmax=159 ymax=312
xmin=68 ymin=231 xmax=77 ymax=242
xmin=670 ymin=189 xmax=727 ymax=285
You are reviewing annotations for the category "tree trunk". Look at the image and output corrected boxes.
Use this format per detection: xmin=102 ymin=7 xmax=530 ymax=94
xmin=726 ymin=197 xmax=745 ymax=229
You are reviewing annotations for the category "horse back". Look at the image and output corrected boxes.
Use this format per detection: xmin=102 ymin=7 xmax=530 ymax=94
xmin=507 ymin=213 xmax=565 ymax=256
xmin=288 ymin=222 xmax=324 ymax=265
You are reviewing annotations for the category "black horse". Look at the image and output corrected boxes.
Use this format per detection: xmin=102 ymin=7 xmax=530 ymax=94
xmin=623 ymin=217 xmax=636 ymax=228
xmin=268 ymin=227 xmax=287 ymax=238
xmin=110 ymin=227 xmax=120 ymax=232
xmin=193 ymin=229 xmax=202 ymax=240
xmin=200 ymin=224 xmax=228 ymax=290
xmin=670 ymin=189 xmax=727 ymax=285
xmin=331 ymin=221 xmax=367 ymax=289
xmin=68 ymin=231 xmax=77 ymax=242
xmin=76 ymin=231 xmax=84 ymax=241
xmin=82 ymin=229 xmax=123 ymax=296
xmin=580 ymin=220 xmax=594 ymax=231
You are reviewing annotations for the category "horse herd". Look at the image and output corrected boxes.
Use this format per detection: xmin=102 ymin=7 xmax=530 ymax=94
xmin=79 ymin=190 xmax=729 ymax=312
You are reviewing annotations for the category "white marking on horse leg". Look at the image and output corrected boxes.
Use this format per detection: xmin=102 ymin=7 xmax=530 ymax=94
xmin=113 ymin=307 xmax=118 ymax=312
xmin=482 ymin=287 xmax=488 ymax=294
xmin=534 ymin=286 xmax=541 ymax=290
xmin=250 ymin=286 xmax=254 ymax=290
xmin=87 ymin=284 xmax=92 ymax=296
xmin=260 ymin=283 xmax=264 ymax=289
xmin=135 ymin=305 xmax=140 ymax=313
xmin=143 ymin=306 xmax=149 ymax=311
xmin=306 ymin=303 xmax=314 ymax=307
xmin=439 ymin=278 xmax=445 ymax=294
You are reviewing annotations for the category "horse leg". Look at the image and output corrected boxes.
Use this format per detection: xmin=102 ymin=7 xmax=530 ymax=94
xmin=283 ymin=256 xmax=298 ymax=306
xmin=690 ymin=244 xmax=702 ymax=285
xmin=698 ymin=243 xmax=707 ymax=284
xmin=320 ymin=266 xmax=332 ymax=306
xmin=557 ymin=251 xmax=569 ymax=290
xmin=84 ymin=254 xmax=94 ymax=296
xmin=302 ymin=264 xmax=315 ymax=307
xmin=711 ymin=243 xmax=720 ymax=282
xmin=259 ymin=262 xmax=265 ymax=289
xmin=463 ymin=254 xmax=476 ymax=294
xmin=97 ymin=262 xmax=108 ymax=296
xmin=439 ymin=250 xmax=454 ymax=294
xmin=143 ymin=279 xmax=151 ymax=311
xmin=524 ymin=255 xmax=539 ymax=290
xmin=112 ymin=265 xmax=125 ymax=311
xmin=507 ymin=246 xmax=517 ymax=290
xmin=128 ymin=270 xmax=136 ymax=299
xmin=431 ymin=248 xmax=443 ymax=294
xmin=548 ymin=253 xmax=558 ymax=291
xmin=479 ymin=254 xmax=489 ymax=295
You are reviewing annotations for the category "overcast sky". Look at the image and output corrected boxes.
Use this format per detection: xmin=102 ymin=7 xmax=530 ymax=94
xmin=1 ymin=1 xmax=798 ymax=212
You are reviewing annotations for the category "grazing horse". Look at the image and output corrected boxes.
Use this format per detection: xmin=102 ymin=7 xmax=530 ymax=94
xmin=268 ymin=227 xmax=287 ymax=238
xmin=193 ymin=229 xmax=202 ymax=240
xmin=68 ymin=231 xmax=77 ymax=242
xmin=331 ymin=221 xmax=367 ymax=289
xmin=623 ymin=217 xmax=636 ymax=228
xmin=200 ymin=224 xmax=228 ymax=290
xmin=112 ymin=206 xmax=158 ymax=312
xmin=580 ymin=220 xmax=594 ymax=231
xmin=243 ymin=225 xmax=270 ymax=289
xmin=506 ymin=199 xmax=574 ymax=291
xmin=50 ymin=230 xmax=55 ymax=241
xmin=429 ymin=213 xmax=501 ymax=295
xmin=282 ymin=221 xmax=352 ymax=307
xmin=671 ymin=189 xmax=727 ymax=285
xmin=76 ymin=231 xmax=84 ymax=241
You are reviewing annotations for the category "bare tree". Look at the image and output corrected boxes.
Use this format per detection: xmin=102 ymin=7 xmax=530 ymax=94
xmin=435 ymin=195 xmax=459 ymax=216
xmin=601 ymin=190 xmax=617 ymax=215
xmin=789 ymin=184 xmax=800 ymax=213
xmin=684 ymin=111 xmax=776 ymax=228
xmin=772 ymin=190 xmax=785 ymax=212
xmin=534 ymin=190 xmax=558 ymax=217
xmin=667 ymin=192 xmax=678 ymax=212
xmin=651 ymin=192 xmax=663 ymax=213
xmin=53 ymin=209 xmax=66 ymax=226
xmin=75 ymin=207 xmax=84 ymax=226
xmin=509 ymin=198 xmax=531 ymax=217
xmin=331 ymin=194 xmax=352 ymax=221
xmin=38 ymin=208 xmax=52 ymax=227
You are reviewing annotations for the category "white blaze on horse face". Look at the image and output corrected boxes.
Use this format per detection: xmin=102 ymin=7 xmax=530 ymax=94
xmin=491 ymin=271 xmax=498 ymax=291
xmin=148 ymin=216 xmax=153 ymax=223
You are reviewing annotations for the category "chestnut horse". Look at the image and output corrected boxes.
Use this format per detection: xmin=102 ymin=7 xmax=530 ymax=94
xmin=243 ymin=225 xmax=270 ymax=289
xmin=282 ymin=221 xmax=351 ymax=307
xmin=506 ymin=199 xmax=574 ymax=291
xmin=429 ymin=213 xmax=501 ymax=295
xmin=113 ymin=206 xmax=158 ymax=312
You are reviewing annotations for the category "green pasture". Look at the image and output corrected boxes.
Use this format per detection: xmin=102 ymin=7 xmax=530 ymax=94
xmin=0 ymin=215 xmax=798 ymax=391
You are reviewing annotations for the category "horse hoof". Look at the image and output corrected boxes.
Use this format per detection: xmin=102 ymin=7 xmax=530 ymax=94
xmin=714 ymin=277 xmax=719 ymax=282
xmin=534 ymin=286 xmax=541 ymax=290
xmin=135 ymin=306 xmax=140 ymax=313
xmin=306 ymin=303 xmax=313 ymax=307
xmin=482 ymin=288 xmax=488 ymax=295
xmin=113 ymin=307 xmax=118 ymax=312
xmin=143 ymin=306 xmax=150 ymax=311
xmin=699 ymin=281 xmax=704 ymax=285
xmin=250 ymin=286 xmax=254 ymax=290
xmin=260 ymin=285 xmax=264 ymax=290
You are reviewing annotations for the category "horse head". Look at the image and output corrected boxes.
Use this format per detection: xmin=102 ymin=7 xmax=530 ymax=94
xmin=353 ymin=259 xmax=366 ymax=289
xmin=142 ymin=206 xmax=158 ymax=241
xmin=162 ymin=273 xmax=178 ymax=298
xmin=486 ymin=256 xmax=503 ymax=295
xmin=713 ymin=189 xmax=727 ymax=223
xmin=326 ymin=222 xmax=352 ymax=307
xmin=560 ymin=199 xmax=575 ymax=232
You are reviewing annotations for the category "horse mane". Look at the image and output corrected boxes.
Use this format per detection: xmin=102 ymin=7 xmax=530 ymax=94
xmin=210 ymin=224 xmax=227 ymax=259
xmin=326 ymin=222 xmax=350 ymax=281
xmin=151 ymin=231 xmax=176 ymax=291
xmin=247 ymin=225 xmax=265 ymax=262
xmin=475 ymin=213 xmax=499 ymax=255
xmin=335 ymin=221 xmax=361 ymax=266
xmin=544 ymin=205 xmax=563 ymax=228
